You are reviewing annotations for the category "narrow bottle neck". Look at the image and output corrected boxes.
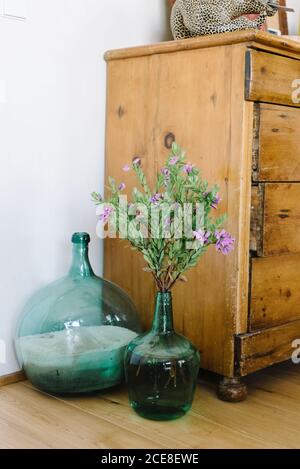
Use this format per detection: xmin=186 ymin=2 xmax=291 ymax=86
xmin=152 ymin=292 xmax=174 ymax=334
xmin=69 ymin=244 xmax=95 ymax=277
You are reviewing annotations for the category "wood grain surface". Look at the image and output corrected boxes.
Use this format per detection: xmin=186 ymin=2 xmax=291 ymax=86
xmin=105 ymin=43 xmax=253 ymax=377
xmin=1 ymin=363 xmax=300 ymax=448
xmin=250 ymin=254 xmax=300 ymax=329
xmin=254 ymin=104 xmax=300 ymax=182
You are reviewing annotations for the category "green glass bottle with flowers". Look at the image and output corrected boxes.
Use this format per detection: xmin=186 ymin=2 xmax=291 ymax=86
xmin=93 ymin=143 xmax=234 ymax=421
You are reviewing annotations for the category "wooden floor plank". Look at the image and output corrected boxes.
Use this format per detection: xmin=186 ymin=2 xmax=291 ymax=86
xmin=194 ymin=379 xmax=298 ymax=448
xmin=90 ymin=379 xmax=286 ymax=448
xmin=49 ymin=387 xmax=269 ymax=449
xmin=0 ymin=384 xmax=163 ymax=449
xmin=0 ymin=415 xmax=50 ymax=449
xmin=22 ymin=382 xmax=182 ymax=449
xmin=246 ymin=370 xmax=300 ymax=414
xmin=1 ymin=362 xmax=300 ymax=449
xmin=262 ymin=361 xmax=300 ymax=383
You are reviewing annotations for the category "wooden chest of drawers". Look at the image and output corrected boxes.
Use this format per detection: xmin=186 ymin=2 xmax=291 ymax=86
xmin=104 ymin=31 xmax=300 ymax=400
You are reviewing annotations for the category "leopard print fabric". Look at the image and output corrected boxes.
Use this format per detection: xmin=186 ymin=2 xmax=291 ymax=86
xmin=171 ymin=0 xmax=278 ymax=39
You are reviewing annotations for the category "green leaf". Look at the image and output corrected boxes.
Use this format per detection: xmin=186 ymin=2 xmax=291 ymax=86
xmin=92 ymin=141 xmax=231 ymax=291
xmin=179 ymin=275 xmax=188 ymax=283
xmin=172 ymin=142 xmax=179 ymax=154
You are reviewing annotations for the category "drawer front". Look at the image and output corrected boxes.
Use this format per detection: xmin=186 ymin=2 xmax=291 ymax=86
xmin=246 ymin=49 xmax=300 ymax=107
xmin=253 ymin=104 xmax=300 ymax=182
xmin=250 ymin=255 xmax=300 ymax=331
xmin=251 ymin=183 xmax=300 ymax=256
xmin=237 ymin=318 xmax=300 ymax=375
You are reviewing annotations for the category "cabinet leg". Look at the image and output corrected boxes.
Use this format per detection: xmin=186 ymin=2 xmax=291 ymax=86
xmin=217 ymin=377 xmax=248 ymax=403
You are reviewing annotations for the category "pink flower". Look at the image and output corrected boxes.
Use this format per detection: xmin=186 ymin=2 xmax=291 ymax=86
xmin=123 ymin=164 xmax=131 ymax=172
xmin=183 ymin=163 xmax=194 ymax=174
xmin=211 ymin=193 xmax=222 ymax=209
xmin=193 ymin=230 xmax=211 ymax=246
xmin=215 ymin=230 xmax=235 ymax=255
xmin=169 ymin=156 xmax=179 ymax=166
xmin=118 ymin=182 xmax=126 ymax=191
xmin=132 ymin=157 xmax=141 ymax=166
xmin=150 ymin=193 xmax=163 ymax=204
xmin=99 ymin=206 xmax=113 ymax=223
xmin=161 ymin=167 xmax=170 ymax=177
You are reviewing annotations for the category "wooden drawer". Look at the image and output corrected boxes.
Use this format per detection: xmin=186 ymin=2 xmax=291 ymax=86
xmin=237 ymin=318 xmax=300 ymax=375
xmin=246 ymin=49 xmax=300 ymax=107
xmin=251 ymin=183 xmax=300 ymax=256
xmin=250 ymin=255 xmax=300 ymax=331
xmin=253 ymin=104 xmax=300 ymax=182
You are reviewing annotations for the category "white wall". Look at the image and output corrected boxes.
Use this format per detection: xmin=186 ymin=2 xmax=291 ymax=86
xmin=287 ymin=0 xmax=300 ymax=34
xmin=0 ymin=0 xmax=168 ymax=376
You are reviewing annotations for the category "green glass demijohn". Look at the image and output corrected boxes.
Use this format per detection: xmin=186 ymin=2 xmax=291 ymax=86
xmin=15 ymin=233 xmax=141 ymax=394
xmin=125 ymin=292 xmax=200 ymax=421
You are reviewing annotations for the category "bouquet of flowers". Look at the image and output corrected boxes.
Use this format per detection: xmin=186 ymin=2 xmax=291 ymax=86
xmin=93 ymin=143 xmax=234 ymax=292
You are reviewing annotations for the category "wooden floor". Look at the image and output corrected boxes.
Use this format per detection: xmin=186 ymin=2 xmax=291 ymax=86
xmin=1 ymin=361 xmax=300 ymax=449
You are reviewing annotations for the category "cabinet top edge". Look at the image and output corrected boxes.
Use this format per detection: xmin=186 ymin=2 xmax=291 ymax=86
xmin=105 ymin=30 xmax=300 ymax=62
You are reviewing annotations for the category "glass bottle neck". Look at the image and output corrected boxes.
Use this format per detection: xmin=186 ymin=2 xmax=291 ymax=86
xmin=69 ymin=244 xmax=95 ymax=277
xmin=152 ymin=292 xmax=174 ymax=334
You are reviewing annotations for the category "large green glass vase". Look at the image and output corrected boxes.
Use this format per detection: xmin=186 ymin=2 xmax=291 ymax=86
xmin=15 ymin=233 xmax=141 ymax=394
xmin=125 ymin=292 xmax=200 ymax=421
